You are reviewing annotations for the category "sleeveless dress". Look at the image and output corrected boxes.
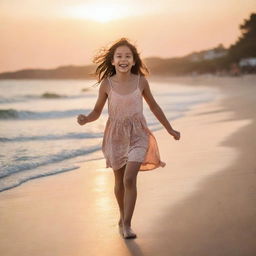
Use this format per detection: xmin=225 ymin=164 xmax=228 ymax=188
xmin=102 ymin=74 xmax=166 ymax=171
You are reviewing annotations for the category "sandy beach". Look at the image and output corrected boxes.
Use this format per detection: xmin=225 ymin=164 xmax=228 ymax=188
xmin=0 ymin=75 xmax=255 ymax=256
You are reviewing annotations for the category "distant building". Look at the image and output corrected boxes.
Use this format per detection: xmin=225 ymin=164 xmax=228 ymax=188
xmin=188 ymin=44 xmax=228 ymax=62
xmin=203 ymin=49 xmax=227 ymax=60
xmin=239 ymin=58 xmax=256 ymax=67
xmin=239 ymin=57 xmax=256 ymax=74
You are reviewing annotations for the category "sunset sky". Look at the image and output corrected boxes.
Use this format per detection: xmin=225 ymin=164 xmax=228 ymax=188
xmin=0 ymin=0 xmax=255 ymax=73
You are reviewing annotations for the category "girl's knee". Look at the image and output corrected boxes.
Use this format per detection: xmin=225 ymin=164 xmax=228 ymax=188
xmin=114 ymin=179 xmax=124 ymax=191
xmin=123 ymin=176 xmax=136 ymax=189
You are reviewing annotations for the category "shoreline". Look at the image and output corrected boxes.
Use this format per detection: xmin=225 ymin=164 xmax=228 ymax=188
xmin=0 ymin=76 xmax=255 ymax=255
xmin=142 ymin=75 xmax=256 ymax=255
xmin=0 ymin=79 xmax=219 ymax=193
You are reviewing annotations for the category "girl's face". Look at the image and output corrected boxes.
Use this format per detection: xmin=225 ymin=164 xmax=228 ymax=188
xmin=111 ymin=45 xmax=135 ymax=73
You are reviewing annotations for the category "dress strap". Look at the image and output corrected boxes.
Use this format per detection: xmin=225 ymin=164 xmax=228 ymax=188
xmin=136 ymin=74 xmax=140 ymax=89
xmin=107 ymin=77 xmax=113 ymax=91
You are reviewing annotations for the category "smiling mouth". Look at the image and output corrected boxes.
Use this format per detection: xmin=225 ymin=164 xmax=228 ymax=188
xmin=119 ymin=64 xmax=128 ymax=68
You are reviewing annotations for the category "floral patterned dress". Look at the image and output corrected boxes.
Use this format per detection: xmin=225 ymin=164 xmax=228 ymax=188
xmin=102 ymin=74 xmax=166 ymax=171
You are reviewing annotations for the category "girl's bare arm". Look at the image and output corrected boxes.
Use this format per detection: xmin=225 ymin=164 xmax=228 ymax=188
xmin=142 ymin=77 xmax=180 ymax=139
xmin=77 ymin=79 xmax=108 ymax=125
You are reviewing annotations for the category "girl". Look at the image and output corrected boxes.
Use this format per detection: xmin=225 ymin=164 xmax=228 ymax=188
xmin=77 ymin=38 xmax=180 ymax=239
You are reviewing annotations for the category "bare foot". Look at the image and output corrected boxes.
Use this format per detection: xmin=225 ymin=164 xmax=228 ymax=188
xmin=122 ymin=225 xmax=137 ymax=239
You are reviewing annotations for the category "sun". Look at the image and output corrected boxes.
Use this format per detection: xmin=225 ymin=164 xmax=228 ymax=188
xmin=66 ymin=3 xmax=130 ymax=23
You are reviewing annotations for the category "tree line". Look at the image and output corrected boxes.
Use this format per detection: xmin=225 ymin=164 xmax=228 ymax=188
xmin=0 ymin=13 xmax=255 ymax=79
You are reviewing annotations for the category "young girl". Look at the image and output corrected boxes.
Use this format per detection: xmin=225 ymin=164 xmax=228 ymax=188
xmin=77 ymin=38 xmax=180 ymax=239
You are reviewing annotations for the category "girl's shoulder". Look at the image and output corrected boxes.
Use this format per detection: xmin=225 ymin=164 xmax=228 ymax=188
xmin=99 ymin=77 xmax=112 ymax=95
xmin=139 ymin=75 xmax=149 ymax=92
xmin=139 ymin=74 xmax=148 ymax=83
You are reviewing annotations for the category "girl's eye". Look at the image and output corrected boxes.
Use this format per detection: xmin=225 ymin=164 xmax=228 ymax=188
xmin=116 ymin=55 xmax=131 ymax=58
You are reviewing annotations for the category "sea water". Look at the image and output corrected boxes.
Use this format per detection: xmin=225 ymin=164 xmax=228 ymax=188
xmin=0 ymin=79 xmax=219 ymax=192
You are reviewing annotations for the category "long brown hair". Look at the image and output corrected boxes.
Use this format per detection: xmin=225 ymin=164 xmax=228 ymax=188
xmin=92 ymin=38 xmax=149 ymax=85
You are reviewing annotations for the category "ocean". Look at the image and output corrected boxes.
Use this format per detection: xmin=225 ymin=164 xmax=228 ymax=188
xmin=0 ymin=78 xmax=219 ymax=192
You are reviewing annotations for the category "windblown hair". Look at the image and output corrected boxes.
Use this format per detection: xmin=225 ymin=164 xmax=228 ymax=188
xmin=92 ymin=38 xmax=149 ymax=85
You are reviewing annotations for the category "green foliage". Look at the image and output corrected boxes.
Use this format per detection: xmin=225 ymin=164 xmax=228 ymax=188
xmin=229 ymin=13 xmax=256 ymax=62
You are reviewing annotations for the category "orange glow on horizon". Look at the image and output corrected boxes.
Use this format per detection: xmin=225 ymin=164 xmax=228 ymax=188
xmin=63 ymin=3 xmax=133 ymax=23
xmin=0 ymin=0 xmax=255 ymax=72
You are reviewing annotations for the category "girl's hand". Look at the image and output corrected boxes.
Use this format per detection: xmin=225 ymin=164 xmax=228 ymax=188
xmin=169 ymin=129 xmax=180 ymax=140
xmin=77 ymin=114 xmax=88 ymax=125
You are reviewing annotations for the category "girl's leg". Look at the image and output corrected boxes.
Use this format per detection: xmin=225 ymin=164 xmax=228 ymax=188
xmin=113 ymin=164 xmax=126 ymax=226
xmin=123 ymin=161 xmax=141 ymax=238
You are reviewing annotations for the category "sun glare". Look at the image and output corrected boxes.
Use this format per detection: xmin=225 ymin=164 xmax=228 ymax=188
xmin=66 ymin=3 xmax=130 ymax=23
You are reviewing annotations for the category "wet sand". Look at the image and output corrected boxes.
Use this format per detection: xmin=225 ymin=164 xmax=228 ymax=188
xmin=0 ymin=75 xmax=255 ymax=256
